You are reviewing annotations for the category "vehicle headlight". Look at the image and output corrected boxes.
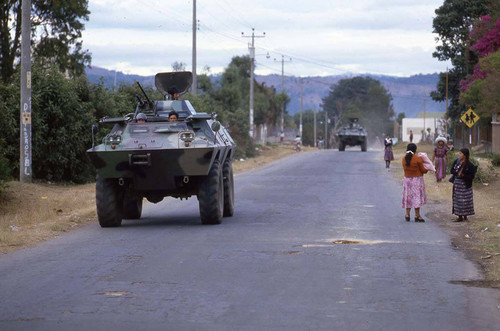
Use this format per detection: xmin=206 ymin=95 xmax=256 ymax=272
xmin=106 ymin=134 xmax=122 ymax=146
xmin=179 ymin=131 xmax=195 ymax=147
xmin=180 ymin=131 xmax=195 ymax=142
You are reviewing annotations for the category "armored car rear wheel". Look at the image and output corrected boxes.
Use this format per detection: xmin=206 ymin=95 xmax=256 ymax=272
xmin=222 ymin=159 xmax=234 ymax=217
xmin=361 ymin=140 xmax=367 ymax=152
xmin=198 ymin=160 xmax=224 ymax=225
xmin=123 ymin=195 xmax=143 ymax=219
xmin=96 ymin=176 xmax=123 ymax=227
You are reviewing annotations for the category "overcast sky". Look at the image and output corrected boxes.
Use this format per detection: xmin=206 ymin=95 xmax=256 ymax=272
xmin=83 ymin=0 xmax=450 ymax=77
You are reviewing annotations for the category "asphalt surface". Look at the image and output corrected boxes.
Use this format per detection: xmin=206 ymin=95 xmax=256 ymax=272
xmin=1 ymin=149 xmax=499 ymax=330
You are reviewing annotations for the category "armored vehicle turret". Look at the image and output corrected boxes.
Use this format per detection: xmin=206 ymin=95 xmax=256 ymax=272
xmin=336 ymin=118 xmax=367 ymax=152
xmin=87 ymin=72 xmax=236 ymax=227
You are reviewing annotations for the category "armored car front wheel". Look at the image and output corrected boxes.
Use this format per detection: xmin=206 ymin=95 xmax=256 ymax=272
xmin=198 ymin=160 xmax=224 ymax=225
xmin=123 ymin=195 xmax=143 ymax=219
xmin=222 ymin=159 xmax=234 ymax=217
xmin=96 ymin=176 xmax=123 ymax=227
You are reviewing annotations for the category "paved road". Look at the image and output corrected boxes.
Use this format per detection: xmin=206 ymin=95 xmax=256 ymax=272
xmin=1 ymin=150 xmax=499 ymax=330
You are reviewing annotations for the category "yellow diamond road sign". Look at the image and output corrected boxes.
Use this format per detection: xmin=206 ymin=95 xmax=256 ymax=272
xmin=461 ymin=108 xmax=480 ymax=128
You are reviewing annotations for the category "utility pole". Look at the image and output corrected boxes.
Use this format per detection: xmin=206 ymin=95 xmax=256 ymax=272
xmin=275 ymin=55 xmax=292 ymax=137
xmin=313 ymin=108 xmax=317 ymax=147
xmin=192 ymin=0 xmax=197 ymax=95
xmin=242 ymin=29 xmax=265 ymax=138
xmin=325 ymin=112 xmax=328 ymax=149
xmin=20 ymin=0 xmax=32 ymax=182
xmin=299 ymin=78 xmax=303 ymax=138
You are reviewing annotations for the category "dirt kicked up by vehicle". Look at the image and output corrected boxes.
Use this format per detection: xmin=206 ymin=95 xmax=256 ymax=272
xmin=87 ymin=71 xmax=236 ymax=227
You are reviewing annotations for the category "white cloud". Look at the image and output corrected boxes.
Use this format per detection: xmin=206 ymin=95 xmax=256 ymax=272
xmin=83 ymin=0 xmax=449 ymax=77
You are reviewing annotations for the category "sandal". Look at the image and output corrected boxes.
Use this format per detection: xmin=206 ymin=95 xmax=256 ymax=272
xmin=405 ymin=215 xmax=410 ymax=222
xmin=415 ymin=217 xmax=425 ymax=222
xmin=453 ymin=216 xmax=464 ymax=222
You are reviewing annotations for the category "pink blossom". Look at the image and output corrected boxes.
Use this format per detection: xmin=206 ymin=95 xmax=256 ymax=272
xmin=462 ymin=16 xmax=500 ymax=92
xmin=471 ymin=16 xmax=500 ymax=57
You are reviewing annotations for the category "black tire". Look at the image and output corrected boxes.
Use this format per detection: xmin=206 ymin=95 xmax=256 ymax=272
xmin=361 ymin=140 xmax=367 ymax=152
xmin=123 ymin=195 xmax=143 ymax=219
xmin=222 ymin=159 xmax=234 ymax=217
xmin=96 ymin=176 xmax=123 ymax=227
xmin=338 ymin=142 xmax=345 ymax=151
xmin=198 ymin=159 xmax=224 ymax=225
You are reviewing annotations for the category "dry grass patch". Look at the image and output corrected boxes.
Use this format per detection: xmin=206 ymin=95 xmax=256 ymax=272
xmin=0 ymin=181 xmax=96 ymax=254
xmin=392 ymin=142 xmax=500 ymax=286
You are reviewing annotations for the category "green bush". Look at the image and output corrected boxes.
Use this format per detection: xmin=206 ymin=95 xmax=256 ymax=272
xmin=0 ymin=155 xmax=10 ymax=192
xmin=469 ymin=156 xmax=494 ymax=184
xmin=474 ymin=163 xmax=495 ymax=184
xmin=492 ymin=154 xmax=500 ymax=167
xmin=446 ymin=150 xmax=458 ymax=173
xmin=30 ymin=65 xmax=96 ymax=183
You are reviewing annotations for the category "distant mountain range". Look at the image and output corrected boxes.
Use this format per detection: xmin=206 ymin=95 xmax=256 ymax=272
xmin=85 ymin=67 xmax=444 ymax=118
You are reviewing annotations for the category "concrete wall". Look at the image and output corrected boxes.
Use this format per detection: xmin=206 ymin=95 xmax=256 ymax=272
xmin=401 ymin=117 xmax=444 ymax=142
xmin=493 ymin=113 xmax=500 ymax=154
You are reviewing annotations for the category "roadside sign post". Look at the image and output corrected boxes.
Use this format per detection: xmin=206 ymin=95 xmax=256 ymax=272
xmin=460 ymin=108 xmax=480 ymax=150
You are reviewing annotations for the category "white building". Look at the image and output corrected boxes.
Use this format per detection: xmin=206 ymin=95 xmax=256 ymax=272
xmin=401 ymin=113 xmax=447 ymax=143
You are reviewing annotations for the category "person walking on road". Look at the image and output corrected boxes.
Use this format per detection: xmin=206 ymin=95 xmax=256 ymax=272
xmin=402 ymin=143 xmax=428 ymax=222
xmin=450 ymin=148 xmax=476 ymax=222
xmin=432 ymin=137 xmax=449 ymax=182
xmin=384 ymin=134 xmax=394 ymax=168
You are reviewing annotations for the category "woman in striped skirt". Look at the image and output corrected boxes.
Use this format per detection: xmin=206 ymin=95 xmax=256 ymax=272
xmin=450 ymin=148 xmax=476 ymax=222
xmin=432 ymin=137 xmax=449 ymax=182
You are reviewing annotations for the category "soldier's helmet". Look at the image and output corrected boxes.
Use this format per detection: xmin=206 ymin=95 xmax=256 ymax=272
xmin=136 ymin=113 xmax=147 ymax=121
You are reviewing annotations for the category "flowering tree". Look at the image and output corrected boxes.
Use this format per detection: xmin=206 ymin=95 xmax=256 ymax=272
xmin=461 ymin=50 xmax=500 ymax=115
xmin=460 ymin=15 xmax=500 ymax=115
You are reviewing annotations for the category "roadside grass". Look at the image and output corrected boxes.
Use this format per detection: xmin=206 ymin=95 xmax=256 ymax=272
xmin=0 ymin=144 xmax=311 ymax=254
xmin=0 ymin=181 xmax=96 ymax=253
xmin=392 ymin=142 xmax=500 ymax=285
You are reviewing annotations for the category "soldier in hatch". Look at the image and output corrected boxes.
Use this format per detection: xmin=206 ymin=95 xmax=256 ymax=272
xmin=168 ymin=110 xmax=179 ymax=122
xmin=136 ymin=113 xmax=147 ymax=123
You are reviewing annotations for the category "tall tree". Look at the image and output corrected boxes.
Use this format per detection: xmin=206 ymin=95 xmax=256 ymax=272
xmin=431 ymin=0 xmax=490 ymax=120
xmin=0 ymin=0 xmax=91 ymax=83
xmin=171 ymin=61 xmax=186 ymax=72
xmin=322 ymin=76 xmax=394 ymax=140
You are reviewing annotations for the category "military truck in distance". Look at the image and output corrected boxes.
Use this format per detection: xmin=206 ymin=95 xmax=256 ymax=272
xmin=337 ymin=118 xmax=367 ymax=152
xmin=87 ymin=72 xmax=236 ymax=227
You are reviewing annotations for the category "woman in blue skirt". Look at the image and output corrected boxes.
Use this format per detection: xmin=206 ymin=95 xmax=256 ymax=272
xmin=450 ymin=148 xmax=476 ymax=222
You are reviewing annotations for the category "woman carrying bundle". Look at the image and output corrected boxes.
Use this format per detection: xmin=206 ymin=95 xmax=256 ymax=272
xmin=402 ymin=143 xmax=429 ymax=222
xmin=384 ymin=134 xmax=394 ymax=168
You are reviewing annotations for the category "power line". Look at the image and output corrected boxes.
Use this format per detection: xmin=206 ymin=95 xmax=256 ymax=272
xmin=206 ymin=0 xmax=253 ymax=30
xmin=217 ymin=0 xmax=254 ymax=29
xmin=198 ymin=2 xmax=242 ymax=33
xmin=135 ymin=0 xmax=191 ymax=28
